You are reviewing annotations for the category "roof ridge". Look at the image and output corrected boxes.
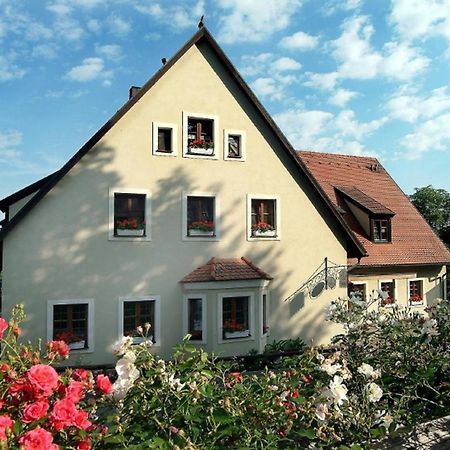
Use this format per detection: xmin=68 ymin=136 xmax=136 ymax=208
xmin=298 ymin=150 xmax=379 ymax=162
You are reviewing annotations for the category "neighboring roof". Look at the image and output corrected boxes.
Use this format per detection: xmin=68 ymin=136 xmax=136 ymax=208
xmin=0 ymin=27 xmax=365 ymax=258
xmin=298 ymin=151 xmax=450 ymax=267
xmin=334 ymin=186 xmax=395 ymax=216
xmin=0 ymin=171 xmax=60 ymax=212
xmin=180 ymin=257 xmax=273 ymax=283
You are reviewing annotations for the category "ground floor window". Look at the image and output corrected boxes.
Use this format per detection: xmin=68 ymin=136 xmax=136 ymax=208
xmin=262 ymin=293 xmax=269 ymax=335
xmin=379 ymin=281 xmax=395 ymax=307
xmin=348 ymin=282 xmax=367 ymax=301
xmin=222 ymin=296 xmax=250 ymax=340
xmin=409 ymin=279 xmax=424 ymax=305
xmin=187 ymin=297 xmax=204 ymax=341
xmin=47 ymin=299 xmax=94 ymax=352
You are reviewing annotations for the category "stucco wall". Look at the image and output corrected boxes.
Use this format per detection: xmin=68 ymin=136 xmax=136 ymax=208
xmin=3 ymin=42 xmax=348 ymax=365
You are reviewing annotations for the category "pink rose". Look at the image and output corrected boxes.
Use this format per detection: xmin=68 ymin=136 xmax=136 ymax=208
xmin=73 ymin=368 xmax=90 ymax=382
xmin=19 ymin=427 xmax=59 ymax=450
xmin=0 ymin=415 xmax=13 ymax=441
xmin=65 ymin=380 xmax=85 ymax=403
xmin=74 ymin=410 xmax=91 ymax=430
xmin=77 ymin=437 xmax=91 ymax=450
xmin=27 ymin=365 xmax=59 ymax=397
xmin=0 ymin=318 xmax=8 ymax=339
xmin=23 ymin=400 xmax=49 ymax=423
xmin=96 ymin=374 xmax=113 ymax=394
xmin=50 ymin=398 xmax=77 ymax=431
xmin=47 ymin=340 xmax=70 ymax=358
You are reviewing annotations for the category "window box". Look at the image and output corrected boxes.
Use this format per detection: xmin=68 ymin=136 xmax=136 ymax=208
xmin=188 ymin=145 xmax=214 ymax=156
xmin=69 ymin=340 xmax=86 ymax=350
xmin=409 ymin=279 xmax=425 ymax=307
xmin=253 ymin=229 xmax=276 ymax=237
xmin=410 ymin=299 xmax=424 ymax=307
xmin=116 ymin=228 xmax=145 ymax=237
xmin=188 ymin=229 xmax=215 ymax=237
xmin=224 ymin=330 xmax=250 ymax=339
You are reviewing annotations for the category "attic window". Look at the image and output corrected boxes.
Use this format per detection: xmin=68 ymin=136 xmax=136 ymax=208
xmin=224 ymin=130 xmax=246 ymax=161
xmin=371 ymin=218 xmax=391 ymax=243
xmin=183 ymin=112 xmax=218 ymax=159
xmin=152 ymin=122 xmax=177 ymax=156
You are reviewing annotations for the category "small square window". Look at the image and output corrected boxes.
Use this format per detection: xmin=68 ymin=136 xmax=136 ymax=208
xmin=152 ymin=122 xmax=177 ymax=156
xmin=186 ymin=195 xmax=215 ymax=237
xmin=372 ymin=218 xmax=391 ymax=242
xmin=409 ymin=280 xmax=424 ymax=306
xmin=380 ymin=281 xmax=395 ymax=307
xmin=222 ymin=296 xmax=250 ymax=340
xmin=183 ymin=112 xmax=218 ymax=158
xmin=251 ymin=198 xmax=277 ymax=237
xmin=114 ymin=193 xmax=146 ymax=237
xmin=187 ymin=298 xmax=203 ymax=341
xmin=123 ymin=300 xmax=155 ymax=342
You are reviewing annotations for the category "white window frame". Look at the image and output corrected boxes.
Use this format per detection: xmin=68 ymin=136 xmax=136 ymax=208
xmin=260 ymin=290 xmax=270 ymax=337
xmin=247 ymin=194 xmax=281 ymax=241
xmin=378 ymin=279 xmax=397 ymax=308
xmin=348 ymin=281 xmax=368 ymax=301
xmin=47 ymin=298 xmax=94 ymax=354
xmin=182 ymin=111 xmax=219 ymax=160
xmin=182 ymin=191 xmax=220 ymax=241
xmin=218 ymin=292 xmax=255 ymax=344
xmin=152 ymin=122 xmax=178 ymax=156
xmin=118 ymin=296 xmax=161 ymax=346
xmin=108 ymin=188 xmax=152 ymax=242
xmin=223 ymin=129 xmax=246 ymax=162
xmin=183 ymin=294 xmax=207 ymax=344
xmin=407 ymin=277 xmax=426 ymax=307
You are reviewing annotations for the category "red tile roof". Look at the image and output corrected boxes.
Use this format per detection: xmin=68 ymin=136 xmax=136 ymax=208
xmin=180 ymin=257 xmax=273 ymax=283
xmin=298 ymin=151 xmax=450 ymax=267
xmin=334 ymin=186 xmax=395 ymax=216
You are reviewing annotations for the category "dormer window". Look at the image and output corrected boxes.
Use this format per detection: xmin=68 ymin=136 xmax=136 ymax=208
xmin=371 ymin=217 xmax=391 ymax=243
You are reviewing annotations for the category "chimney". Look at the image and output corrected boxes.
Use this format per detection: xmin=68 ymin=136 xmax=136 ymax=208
xmin=129 ymin=86 xmax=141 ymax=100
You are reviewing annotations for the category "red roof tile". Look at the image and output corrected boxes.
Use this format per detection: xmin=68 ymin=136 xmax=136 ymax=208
xmin=334 ymin=186 xmax=395 ymax=216
xmin=298 ymin=151 xmax=450 ymax=267
xmin=180 ymin=257 xmax=273 ymax=283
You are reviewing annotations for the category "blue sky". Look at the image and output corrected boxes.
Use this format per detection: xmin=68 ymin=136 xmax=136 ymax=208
xmin=1 ymin=0 xmax=450 ymax=203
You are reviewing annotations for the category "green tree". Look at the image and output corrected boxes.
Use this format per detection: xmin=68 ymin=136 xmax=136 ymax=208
xmin=410 ymin=185 xmax=450 ymax=247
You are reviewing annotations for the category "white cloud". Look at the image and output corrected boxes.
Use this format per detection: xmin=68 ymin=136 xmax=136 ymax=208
xmin=328 ymin=88 xmax=358 ymax=107
xmin=95 ymin=44 xmax=123 ymax=61
xmin=304 ymin=72 xmax=339 ymax=90
xmin=87 ymin=19 xmax=101 ymax=33
xmin=279 ymin=31 xmax=319 ymax=50
xmin=53 ymin=16 xmax=85 ymax=41
xmin=322 ymin=0 xmax=363 ymax=16
xmin=31 ymin=43 xmax=59 ymax=59
xmin=331 ymin=15 xmax=429 ymax=81
xmin=387 ymin=86 xmax=450 ymax=123
xmin=389 ymin=0 xmax=450 ymax=43
xmin=0 ymin=129 xmax=22 ymax=151
xmin=252 ymin=74 xmax=297 ymax=100
xmin=240 ymin=53 xmax=273 ymax=77
xmin=65 ymin=57 xmax=111 ymax=82
xmin=401 ymin=113 xmax=450 ymax=159
xmin=271 ymin=57 xmax=302 ymax=72
xmin=107 ymin=15 xmax=131 ymax=36
xmin=0 ymin=55 xmax=26 ymax=82
xmin=46 ymin=2 xmax=73 ymax=15
xmin=217 ymin=0 xmax=303 ymax=44
xmin=134 ymin=1 xmax=204 ymax=30
xmin=334 ymin=109 xmax=386 ymax=140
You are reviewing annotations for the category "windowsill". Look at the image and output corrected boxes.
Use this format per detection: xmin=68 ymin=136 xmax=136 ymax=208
xmin=380 ymin=303 xmax=396 ymax=308
xmin=183 ymin=150 xmax=218 ymax=160
xmin=225 ymin=156 xmax=244 ymax=162
xmin=248 ymin=235 xmax=280 ymax=242
xmin=109 ymin=235 xmax=151 ymax=242
xmin=409 ymin=302 xmax=424 ymax=307
xmin=183 ymin=235 xmax=220 ymax=242
xmin=154 ymin=150 xmax=176 ymax=157
xmin=68 ymin=348 xmax=94 ymax=354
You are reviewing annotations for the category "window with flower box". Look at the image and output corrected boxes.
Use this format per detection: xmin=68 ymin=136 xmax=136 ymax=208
xmin=221 ymin=295 xmax=251 ymax=340
xmin=182 ymin=192 xmax=219 ymax=240
xmin=348 ymin=282 xmax=367 ymax=301
xmin=47 ymin=299 xmax=94 ymax=352
xmin=247 ymin=195 xmax=280 ymax=240
xmin=119 ymin=297 xmax=160 ymax=345
xmin=379 ymin=281 xmax=396 ymax=307
xmin=182 ymin=112 xmax=218 ymax=159
xmin=109 ymin=188 xmax=151 ymax=241
xmin=224 ymin=130 xmax=246 ymax=161
xmin=409 ymin=279 xmax=424 ymax=306
xmin=152 ymin=122 xmax=177 ymax=156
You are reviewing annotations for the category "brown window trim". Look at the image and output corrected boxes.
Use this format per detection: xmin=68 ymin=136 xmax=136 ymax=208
xmin=370 ymin=216 xmax=392 ymax=243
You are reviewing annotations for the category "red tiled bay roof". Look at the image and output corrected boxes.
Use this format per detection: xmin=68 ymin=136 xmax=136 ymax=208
xmin=180 ymin=257 xmax=273 ymax=283
xmin=298 ymin=151 xmax=450 ymax=267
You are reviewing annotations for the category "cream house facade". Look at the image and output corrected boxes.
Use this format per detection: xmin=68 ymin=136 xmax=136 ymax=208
xmin=0 ymin=28 xmax=364 ymax=366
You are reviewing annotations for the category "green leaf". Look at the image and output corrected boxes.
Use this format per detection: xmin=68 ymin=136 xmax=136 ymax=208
xmin=213 ymin=408 xmax=234 ymax=424
xmin=297 ymin=429 xmax=316 ymax=439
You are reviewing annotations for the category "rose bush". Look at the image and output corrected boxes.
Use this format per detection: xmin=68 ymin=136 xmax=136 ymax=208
xmin=0 ymin=305 xmax=111 ymax=449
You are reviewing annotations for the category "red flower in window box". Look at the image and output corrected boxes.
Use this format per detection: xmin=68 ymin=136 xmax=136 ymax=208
xmin=251 ymin=222 xmax=275 ymax=232
xmin=188 ymin=221 xmax=215 ymax=232
xmin=188 ymin=139 xmax=214 ymax=150
xmin=409 ymin=294 xmax=423 ymax=304
xmin=56 ymin=331 xmax=84 ymax=345
xmin=116 ymin=218 xmax=145 ymax=230
xmin=223 ymin=319 xmax=247 ymax=333
xmin=381 ymin=297 xmax=395 ymax=306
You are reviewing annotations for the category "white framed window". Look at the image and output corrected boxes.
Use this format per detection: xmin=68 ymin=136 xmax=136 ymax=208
xmin=182 ymin=191 xmax=220 ymax=241
xmin=108 ymin=188 xmax=151 ymax=241
xmin=183 ymin=294 xmax=207 ymax=344
xmin=47 ymin=299 xmax=94 ymax=353
xmin=218 ymin=292 xmax=255 ymax=343
xmin=152 ymin=122 xmax=178 ymax=156
xmin=378 ymin=280 xmax=396 ymax=308
xmin=182 ymin=111 xmax=219 ymax=159
xmin=224 ymin=129 xmax=246 ymax=161
xmin=261 ymin=290 xmax=270 ymax=336
xmin=348 ymin=281 xmax=368 ymax=301
xmin=247 ymin=194 xmax=281 ymax=241
xmin=408 ymin=278 xmax=425 ymax=307
xmin=118 ymin=296 xmax=161 ymax=346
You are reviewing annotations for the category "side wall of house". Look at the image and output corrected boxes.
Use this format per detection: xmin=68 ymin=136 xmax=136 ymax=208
xmin=2 ymin=43 xmax=348 ymax=365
